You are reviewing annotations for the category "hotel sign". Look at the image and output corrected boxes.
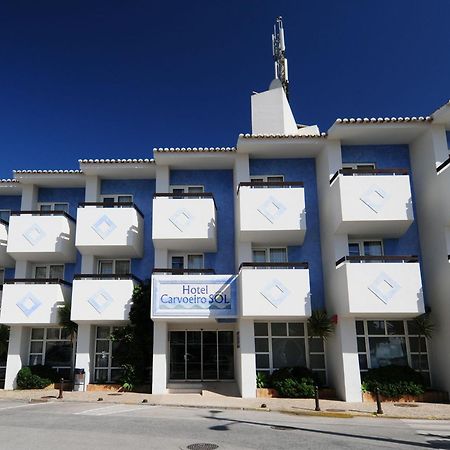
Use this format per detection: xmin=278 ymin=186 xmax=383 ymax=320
xmin=152 ymin=275 xmax=237 ymax=318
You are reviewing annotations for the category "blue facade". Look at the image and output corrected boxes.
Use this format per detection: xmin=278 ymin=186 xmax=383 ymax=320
xmin=169 ymin=170 xmax=235 ymax=275
xmin=249 ymin=158 xmax=325 ymax=310
xmin=446 ymin=130 xmax=450 ymax=149
xmin=100 ymin=179 xmax=155 ymax=281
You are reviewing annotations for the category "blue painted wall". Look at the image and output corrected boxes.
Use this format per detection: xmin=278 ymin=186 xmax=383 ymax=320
xmin=342 ymin=145 xmax=427 ymax=304
xmin=249 ymin=158 xmax=325 ymax=310
xmin=169 ymin=170 xmax=235 ymax=274
xmin=38 ymin=188 xmax=85 ymax=281
xmin=101 ymin=179 xmax=155 ymax=281
xmin=446 ymin=130 xmax=450 ymax=148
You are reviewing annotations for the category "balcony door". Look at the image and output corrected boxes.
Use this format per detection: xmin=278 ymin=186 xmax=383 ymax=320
xmin=169 ymin=330 xmax=234 ymax=381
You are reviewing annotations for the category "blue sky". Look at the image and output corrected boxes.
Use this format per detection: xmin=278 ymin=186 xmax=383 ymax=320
xmin=0 ymin=0 xmax=449 ymax=177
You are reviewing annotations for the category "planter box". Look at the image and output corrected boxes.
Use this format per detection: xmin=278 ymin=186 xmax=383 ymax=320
xmin=363 ymin=390 xmax=449 ymax=403
xmin=256 ymin=388 xmax=279 ymax=398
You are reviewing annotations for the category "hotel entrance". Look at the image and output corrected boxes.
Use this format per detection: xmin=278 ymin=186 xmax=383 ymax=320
xmin=169 ymin=330 xmax=234 ymax=381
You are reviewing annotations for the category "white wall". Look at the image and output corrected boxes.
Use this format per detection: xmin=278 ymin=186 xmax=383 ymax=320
xmin=0 ymin=222 xmax=14 ymax=267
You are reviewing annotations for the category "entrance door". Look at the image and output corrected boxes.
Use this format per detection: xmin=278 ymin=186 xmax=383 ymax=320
xmin=169 ymin=331 xmax=234 ymax=381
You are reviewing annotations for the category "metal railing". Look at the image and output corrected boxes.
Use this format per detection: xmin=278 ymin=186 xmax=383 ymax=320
xmin=335 ymin=255 xmax=418 ymax=266
xmin=4 ymin=278 xmax=72 ymax=286
xmin=73 ymin=273 xmax=142 ymax=283
xmin=437 ymin=156 xmax=450 ymax=174
xmin=10 ymin=210 xmax=76 ymax=223
xmin=78 ymin=202 xmax=144 ymax=218
xmin=239 ymin=262 xmax=309 ymax=270
xmin=153 ymin=192 xmax=217 ymax=210
xmin=152 ymin=268 xmax=215 ymax=275
xmin=237 ymin=181 xmax=304 ymax=194
xmin=329 ymin=168 xmax=409 ymax=185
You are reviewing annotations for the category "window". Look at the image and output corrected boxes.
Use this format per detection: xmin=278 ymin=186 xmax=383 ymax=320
xmin=38 ymin=203 xmax=69 ymax=213
xmin=356 ymin=320 xmax=430 ymax=385
xmin=34 ymin=264 xmax=64 ymax=279
xmin=342 ymin=163 xmax=376 ymax=172
xmin=94 ymin=326 xmax=127 ymax=383
xmin=170 ymin=186 xmax=204 ymax=194
xmin=0 ymin=269 xmax=4 ymax=290
xmin=250 ymin=175 xmax=284 ymax=183
xmin=348 ymin=240 xmax=383 ymax=262
xmin=29 ymin=327 xmax=73 ymax=379
xmin=0 ymin=210 xmax=10 ymax=222
xmin=254 ymin=322 xmax=326 ymax=385
xmin=98 ymin=259 xmax=130 ymax=275
xmin=101 ymin=195 xmax=133 ymax=206
xmin=252 ymin=247 xmax=287 ymax=263
xmin=170 ymin=254 xmax=204 ymax=270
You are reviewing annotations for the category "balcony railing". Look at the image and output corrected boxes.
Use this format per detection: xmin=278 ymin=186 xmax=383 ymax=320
xmin=239 ymin=262 xmax=309 ymax=270
xmin=330 ymin=168 xmax=409 ymax=185
xmin=152 ymin=268 xmax=215 ymax=275
xmin=73 ymin=273 xmax=142 ymax=283
xmin=336 ymin=255 xmax=418 ymax=266
xmin=11 ymin=210 xmax=76 ymax=222
xmin=237 ymin=181 xmax=304 ymax=194
xmin=437 ymin=156 xmax=450 ymax=174
xmin=78 ymin=202 xmax=144 ymax=218
xmin=4 ymin=278 xmax=72 ymax=286
xmin=153 ymin=192 xmax=217 ymax=210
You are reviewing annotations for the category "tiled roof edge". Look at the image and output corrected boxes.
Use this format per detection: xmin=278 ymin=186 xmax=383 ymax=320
xmin=78 ymin=158 xmax=155 ymax=164
xmin=334 ymin=116 xmax=432 ymax=125
xmin=239 ymin=133 xmax=327 ymax=138
xmin=153 ymin=147 xmax=236 ymax=153
xmin=13 ymin=169 xmax=83 ymax=174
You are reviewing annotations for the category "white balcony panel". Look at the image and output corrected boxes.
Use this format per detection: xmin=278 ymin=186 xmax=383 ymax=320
xmin=330 ymin=175 xmax=413 ymax=237
xmin=6 ymin=215 xmax=76 ymax=262
xmin=240 ymin=268 xmax=311 ymax=318
xmin=335 ymin=262 xmax=424 ymax=317
xmin=238 ymin=187 xmax=306 ymax=245
xmin=0 ymin=282 xmax=71 ymax=325
xmin=75 ymin=207 xmax=144 ymax=257
xmin=152 ymin=198 xmax=217 ymax=251
xmin=0 ymin=222 xmax=14 ymax=267
xmin=71 ymin=279 xmax=137 ymax=323
xmin=437 ymin=165 xmax=450 ymax=225
xmin=151 ymin=274 xmax=237 ymax=320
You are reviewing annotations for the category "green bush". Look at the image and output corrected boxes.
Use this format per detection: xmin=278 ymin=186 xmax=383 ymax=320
xmin=16 ymin=366 xmax=58 ymax=389
xmin=256 ymin=372 xmax=268 ymax=388
xmin=270 ymin=367 xmax=316 ymax=398
xmin=361 ymin=365 xmax=426 ymax=398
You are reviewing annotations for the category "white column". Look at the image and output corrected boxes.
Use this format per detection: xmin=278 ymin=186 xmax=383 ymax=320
xmin=85 ymin=176 xmax=100 ymax=202
xmin=74 ymin=324 xmax=93 ymax=388
xmin=238 ymin=318 xmax=256 ymax=398
xmin=152 ymin=321 xmax=168 ymax=394
xmin=81 ymin=255 xmax=96 ymax=274
xmin=156 ymin=166 xmax=170 ymax=192
xmin=21 ymin=184 xmax=37 ymax=210
xmin=4 ymin=326 xmax=30 ymax=389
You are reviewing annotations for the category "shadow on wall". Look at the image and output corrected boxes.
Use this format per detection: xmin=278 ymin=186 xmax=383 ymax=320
xmin=208 ymin=218 xmax=216 ymax=240
xmin=406 ymin=198 xmax=414 ymax=220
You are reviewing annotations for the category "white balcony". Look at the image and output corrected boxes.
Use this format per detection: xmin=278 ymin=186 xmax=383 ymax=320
xmin=239 ymin=263 xmax=311 ymax=318
xmin=71 ymin=275 xmax=141 ymax=323
xmin=437 ymin=161 xmax=450 ymax=225
xmin=334 ymin=256 xmax=424 ymax=317
xmin=75 ymin=203 xmax=144 ymax=257
xmin=152 ymin=194 xmax=217 ymax=252
xmin=0 ymin=279 xmax=71 ymax=325
xmin=238 ymin=182 xmax=306 ymax=245
xmin=330 ymin=170 xmax=413 ymax=237
xmin=0 ymin=220 xmax=14 ymax=267
xmin=6 ymin=212 xmax=77 ymax=263
xmin=151 ymin=272 xmax=237 ymax=320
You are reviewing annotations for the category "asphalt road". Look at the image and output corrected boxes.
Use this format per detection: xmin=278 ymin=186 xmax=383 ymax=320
xmin=0 ymin=399 xmax=448 ymax=450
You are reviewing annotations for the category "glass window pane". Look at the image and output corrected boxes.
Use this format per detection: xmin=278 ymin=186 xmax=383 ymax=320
xmin=0 ymin=210 xmax=10 ymax=222
xmin=409 ymin=336 xmax=427 ymax=353
xmin=96 ymin=326 xmax=111 ymax=339
xmin=115 ymin=260 xmax=130 ymax=274
xmin=288 ymin=323 xmax=304 ymax=336
xmin=309 ymin=337 xmax=324 ymax=352
xmin=29 ymin=355 xmax=42 ymax=366
xmin=367 ymin=321 xmax=385 ymax=335
xmin=252 ymin=250 xmax=266 ymax=263
xmin=95 ymin=369 xmax=108 ymax=383
xmin=271 ymin=323 xmax=287 ymax=336
xmin=254 ymin=323 xmax=268 ymax=336
xmin=31 ymin=328 xmax=45 ymax=340
xmin=386 ymin=321 xmax=405 ymax=335
xmin=30 ymin=342 xmax=43 ymax=353
xmin=348 ymin=243 xmax=361 ymax=257
xmin=364 ymin=241 xmax=383 ymax=256
xmin=49 ymin=265 xmax=64 ymax=279
xmin=256 ymin=354 xmax=269 ymax=369
xmin=407 ymin=320 xmax=420 ymax=335
xmin=358 ymin=354 xmax=368 ymax=370
xmin=218 ymin=331 xmax=233 ymax=345
xmin=255 ymin=338 xmax=269 ymax=353
xmin=187 ymin=186 xmax=204 ymax=193
xmin=95 ymin=340 xmax=110 ymax=353
xmin=110 ymin=369 xmax=123 ymax=382
xmin=357 ymin=337 xmax=366 ymax=352
xmin=171 ymin=256 xmax=184 ymax=270
xmin=267 ymin=176 xmax=284 ymax=183
xmin=355 ymin=320 xmax=364 ymax=335
xmin=95 ymin=354 xmax=109 ymax=367
xmin=411 ymin=354 xmax=429 ymax=371
xmin=54 ymin=203 xmax=69 ymax=213
xmin=60 ymin=328 xmax=71 ymax=340
xmin=46 ymin=328 xmax=60 ymax=340
xmin=369 ymin=337 xmax=407 ymax=368
xmin=188 ymin=255 xmax=203 ymax=270
xmin=118 ymin=195 xmax=132 ymax=204
xmin=39 ymin=204 xmax=52 ymax=212
xmin=98 ymin=261 xmax=113 ymax=275
xmin=309 ymin=354 xmax=325 ymax=370
xmin=35 ymin=266 xmax=47 ymax=279
xmin=269 ymin=248 xmax=287 ymax=263
xmin=103 ymin=197 xmax=115 ymax=206
xmin=272 ymin=338 xmax=306 ymax=369
xmin=45 ymin=342 xmax=72 ymax=366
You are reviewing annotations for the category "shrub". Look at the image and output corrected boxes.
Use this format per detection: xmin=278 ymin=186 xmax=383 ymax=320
xmin=256 ymin=372 xmax=268 ymax=388
xmin=270 ymin=367 xmax=316 ymax=398
xmin=361 ymin=365 xmax=426 ymax=398
xmin=16 ymin=366 xmax=58 ymax=389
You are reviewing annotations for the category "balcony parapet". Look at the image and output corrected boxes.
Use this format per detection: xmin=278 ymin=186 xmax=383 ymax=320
xmin=330 ymin=168 xmax=409 ymax=185
xmin=79 ymin=201 xmax=144 ymax=218
xmin=152 ymin=268 xmax=215 ymax=275
xmin=336 ymin=255 xmax=418 ymax=266
xmin=237 ymin=181 xmax=304 ymax=194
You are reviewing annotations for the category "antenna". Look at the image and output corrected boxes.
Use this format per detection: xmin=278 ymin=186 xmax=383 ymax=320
xmin=272 ymin=16 xmax=289 ymax=99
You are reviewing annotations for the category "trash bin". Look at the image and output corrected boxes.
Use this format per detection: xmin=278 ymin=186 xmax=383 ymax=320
xmin=73 ymin=368 xmax=86 ymax=392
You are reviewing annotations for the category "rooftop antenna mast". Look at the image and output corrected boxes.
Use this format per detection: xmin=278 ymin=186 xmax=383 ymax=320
xmin=272 ymin=16 xmax=289 ymax=99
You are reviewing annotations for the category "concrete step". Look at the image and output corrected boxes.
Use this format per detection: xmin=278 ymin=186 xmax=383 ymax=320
xmin=167 ymin=383 xmax=203 ymax=394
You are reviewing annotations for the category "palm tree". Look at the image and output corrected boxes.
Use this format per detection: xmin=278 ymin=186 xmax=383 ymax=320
xmin=412 ymin=313 xmax=434 ymax=375
xmin=307 ymin=309 xmax=335 ymax=341
xmin=58 ymin=303 xmax=78 ymax=342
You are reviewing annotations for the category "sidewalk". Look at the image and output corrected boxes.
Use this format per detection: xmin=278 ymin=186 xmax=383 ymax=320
xmin=1 ymin=389 xmax=450 ymax=420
